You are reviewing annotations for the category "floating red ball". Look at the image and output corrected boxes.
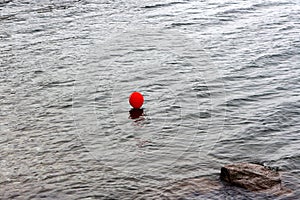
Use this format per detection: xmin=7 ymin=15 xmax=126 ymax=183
xmin=129 ymin=92 xmax=144 ymax=109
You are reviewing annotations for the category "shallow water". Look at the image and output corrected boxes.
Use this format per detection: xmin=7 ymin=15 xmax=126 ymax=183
xmin=1 ymin=0 xmax=299 ymax=199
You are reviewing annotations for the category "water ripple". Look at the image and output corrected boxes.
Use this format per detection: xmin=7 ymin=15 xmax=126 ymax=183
xmin=0 ymin=0 xmax=299 ymax=199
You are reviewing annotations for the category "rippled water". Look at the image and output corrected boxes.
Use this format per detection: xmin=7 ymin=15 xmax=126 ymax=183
xmin=1 ymin=0 xmax=299 ymax=199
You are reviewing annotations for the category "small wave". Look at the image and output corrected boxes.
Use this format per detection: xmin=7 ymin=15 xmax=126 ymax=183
xmin=0 ymin=31 xmax=11 ymax=39
xmin=142 ymin=1 xmax=188 ymax=9
xmin=252 ymin=1 xmax=295 ymax=9
xmin=42 ymin=79 xmax=75 ymax=88
xmin=0 ymin=0 xmax=12 ymax=5
xmin=170 ymin=22 xmax=198 ymax=27
xmin=226 ymin=97 xmax=258 ymax=107
xmin=253 ymin=52 xmax=296 ymax=67
xmin=219 ymin=7 xmax=256 ymax=15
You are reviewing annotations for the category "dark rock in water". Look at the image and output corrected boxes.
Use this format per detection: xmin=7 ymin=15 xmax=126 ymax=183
xmin=221 ymin=162 xmax=280 ymax=191
xmin=220 ymin=163 xmax=292 ymax=195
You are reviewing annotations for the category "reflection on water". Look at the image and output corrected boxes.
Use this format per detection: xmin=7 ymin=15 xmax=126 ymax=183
xmin=129 ymin=108 xmax=144 ymax=120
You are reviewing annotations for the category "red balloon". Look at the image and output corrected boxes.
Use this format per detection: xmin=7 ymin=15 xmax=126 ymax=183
xmin=129 ymin=92 xmax=144 ymax=109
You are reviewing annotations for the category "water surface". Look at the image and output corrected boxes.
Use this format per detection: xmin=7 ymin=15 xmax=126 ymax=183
xmin=1 ymin=0 xmax=299 ymax=199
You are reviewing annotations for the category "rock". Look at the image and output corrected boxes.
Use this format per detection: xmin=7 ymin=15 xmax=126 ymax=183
xmin=220 ymin=162 xmax=292 ymax=195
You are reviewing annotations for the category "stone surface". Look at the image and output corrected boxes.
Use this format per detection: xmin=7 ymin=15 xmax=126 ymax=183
xmin=220 ymin=162 xmax=292 ymax=195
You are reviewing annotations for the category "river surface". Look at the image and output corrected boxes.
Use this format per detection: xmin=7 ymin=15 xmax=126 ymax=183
xmin=1 ymin=0 xmax=299 ymax=199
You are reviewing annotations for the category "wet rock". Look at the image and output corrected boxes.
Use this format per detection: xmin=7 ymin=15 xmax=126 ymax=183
xmin=220 ymin=162 xmax=292 ymax=195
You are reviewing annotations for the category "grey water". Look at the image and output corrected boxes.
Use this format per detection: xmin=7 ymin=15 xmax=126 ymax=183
xmin=1 ymin=0 xmax=299 ymax=199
